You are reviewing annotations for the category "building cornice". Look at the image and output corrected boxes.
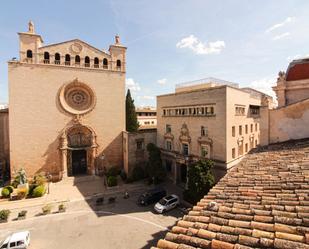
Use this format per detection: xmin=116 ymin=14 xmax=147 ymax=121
xmin=7 ymin=61 xmax=126 ymax=74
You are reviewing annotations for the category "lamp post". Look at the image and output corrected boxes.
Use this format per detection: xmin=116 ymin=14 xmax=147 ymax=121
xmin=47 ymin=173 xmax=52 ymax=194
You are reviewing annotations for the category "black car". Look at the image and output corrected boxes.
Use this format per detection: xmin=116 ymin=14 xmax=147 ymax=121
xmin=137 ymin=188 xmax=167 ymax=206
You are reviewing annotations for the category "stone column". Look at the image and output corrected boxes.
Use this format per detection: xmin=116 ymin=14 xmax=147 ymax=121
xmin=60 ymin=134 xmax=68 ymax=178
xmin=61 ymin=150 xmax=68 ymax=177
xmin=90 ymin=134 xmax=98 ymax=175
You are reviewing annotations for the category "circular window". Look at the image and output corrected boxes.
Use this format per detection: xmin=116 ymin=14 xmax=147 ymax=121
xmin=70 ymin=43 xmax=82 ymax=54
xmin=59 ymin=80 xmax=96 ymax=115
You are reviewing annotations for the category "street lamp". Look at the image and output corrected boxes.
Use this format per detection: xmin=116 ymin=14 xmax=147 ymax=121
xmin=46 ymin=173 xmax=52 ymax=194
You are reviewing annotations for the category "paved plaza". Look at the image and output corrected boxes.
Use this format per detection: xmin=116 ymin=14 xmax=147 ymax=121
xmin=0 ymin=178 xmax=186 ymax=248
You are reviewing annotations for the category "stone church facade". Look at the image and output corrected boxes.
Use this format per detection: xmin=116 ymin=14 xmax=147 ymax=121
xmin=8 ymin=22 xmax=126 ymax=180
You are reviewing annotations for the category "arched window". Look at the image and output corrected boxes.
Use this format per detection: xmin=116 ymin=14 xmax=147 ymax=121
xmin=116 ymin=59 xmax=121 ymax=69
xmin=75 ymin=55 xmax=80 ymax=65
xmin=44 ymin=52 xmax=50 ymax=64
xmin=103 ymin=58 xmax=108 ymax=69
xmin=65 ymin=54 xmax=71 ymax=65
xmin=54 ymin=53 xmax=61 ymax=64
xmin=94 ymin=57 xmax=99 ymax=68
xmin=26 ymin=49 xmax=32 ymax=62
xmin=85 ymin=56 xmax=90 ymax=67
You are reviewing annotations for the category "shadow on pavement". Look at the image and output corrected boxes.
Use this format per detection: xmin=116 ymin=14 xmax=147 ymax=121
xmin=70 ymin=177 xmax=185 ymax=248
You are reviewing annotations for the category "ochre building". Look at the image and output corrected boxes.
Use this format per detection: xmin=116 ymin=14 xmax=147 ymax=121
xmin=8 ymin=22 xmax=126 ymax=180
xmin=157 ymin=78 xmax=273 ymax=184
xmin=136 ymin=107 xmax=157 ymax=130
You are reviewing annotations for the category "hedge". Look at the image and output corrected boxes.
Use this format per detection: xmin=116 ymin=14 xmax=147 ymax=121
xmin=1 ymin=188 xmax=10 ymax=198
xmin=5 ymin=186 xmax=14 ymax=194
xmin=32 ymin=185 xmax=46 ymax=198
xmin=107 ymin=176 xmax=118 ymax=187
xmin=106 ymin=166 xmax=120 ymax=177
xmin=0 ymin=210 xmax=10 ymax=221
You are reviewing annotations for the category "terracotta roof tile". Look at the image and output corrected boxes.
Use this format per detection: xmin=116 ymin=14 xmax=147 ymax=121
xmin=156 ymin=139 xmax=309 ymax=248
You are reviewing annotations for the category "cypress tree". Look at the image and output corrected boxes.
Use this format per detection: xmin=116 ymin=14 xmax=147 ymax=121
xmin=125 ymin=89 xmax=139 ymax=132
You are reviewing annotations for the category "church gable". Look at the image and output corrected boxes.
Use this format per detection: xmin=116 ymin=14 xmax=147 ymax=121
xmin=38 ymin=39 xmax=111 ymax=59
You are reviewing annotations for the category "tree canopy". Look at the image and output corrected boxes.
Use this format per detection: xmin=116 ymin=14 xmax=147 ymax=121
xmin=146 ymin=143 xmax=166 ymax=184
xmin=125 ymin=89 xmax=139 ymax=132
xmin=184 ymin=159 xmax=215 ymax=204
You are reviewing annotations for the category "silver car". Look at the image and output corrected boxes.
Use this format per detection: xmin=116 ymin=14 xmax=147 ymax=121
xmin=154 ymin=194 xmax=180 ymax=213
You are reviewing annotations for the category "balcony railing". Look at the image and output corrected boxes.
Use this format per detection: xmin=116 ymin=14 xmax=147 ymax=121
xmin=43 ymin=59 xmax=50 ymax=64
xmin=54 ymin=60 xmax=60 ymax=65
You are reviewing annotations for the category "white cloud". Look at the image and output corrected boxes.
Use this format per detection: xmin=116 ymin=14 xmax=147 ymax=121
xmin=141 ymin=95 xmax=155 ymax=100
xmin=266 ymin=17 xmax=295 ymax=33
xmin=157 ymin=78 xmax=167 ymax=85
xmin=286 ymin=54 xmax=309 ymax=62
xmin=249 ymin=77 xmax=277 ymax=99
xmin=272 ymin=32 xmax=290 ymax=41
xmin=176 ymin=35 xmax=225 ymax=55
xmin=125 ymin=78 xmax=141 ymax=92
xmin=0 ymin=103 xmax=8 ymax=109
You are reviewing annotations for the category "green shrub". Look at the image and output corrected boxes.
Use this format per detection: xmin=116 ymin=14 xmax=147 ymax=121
xmin=183 ymin=159 xmax=215 ymax=204
xmin=19 ymin=210 xmax=27 ymax=216
xmin=28 ymin=184 xmax=36 ymax=196
xmin=58 ymin=203 xmax=66 ymax=212
xmin=145 ymin=143 xmax=166 ymax=183
xmin=1 ymin=188 xmax=10 ymax=198
xmin=131 ymin=166 xmax=145 ymax=181
xmin=107 ymin=176 xmax=118 ymax=187
xmin=42 ymin=204 xmax=52 ymax=215
xmin=11 ymin=175 xmax=20 ymax=188
xmin=106 ymin=166 xmax=120 ymax=177
xmin=5 ymin=186 xmax=14 ymax=194
xmin=32 ymin=185 xmax=46 ymax=198
xmin=18 ymin=210 xmax=27 ymax=219
xmin=0 ymin=209 xmax=10 ymax=222
xmin=33 ymin=174 xmax=47 ymax=186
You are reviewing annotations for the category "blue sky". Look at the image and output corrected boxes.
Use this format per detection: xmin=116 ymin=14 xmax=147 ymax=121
xmin=1 ymin=0 xmax=309 ymax=107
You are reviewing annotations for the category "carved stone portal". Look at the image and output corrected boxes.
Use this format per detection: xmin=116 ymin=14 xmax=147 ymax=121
xmin=60 ymin=124 xmax=98 ymax=177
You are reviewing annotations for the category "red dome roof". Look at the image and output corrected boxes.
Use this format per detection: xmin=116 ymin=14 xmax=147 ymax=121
xmin=286 ymin=59 xmax=309 ymax=81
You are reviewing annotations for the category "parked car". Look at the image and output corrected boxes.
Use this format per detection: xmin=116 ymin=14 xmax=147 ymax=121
xmin=154 ymin=194 xmax=180 ymax=213
xmin=137 ymin=188 xmax=167 ymax=206
xmin=0 ymin=231 xmax=30 ymax=249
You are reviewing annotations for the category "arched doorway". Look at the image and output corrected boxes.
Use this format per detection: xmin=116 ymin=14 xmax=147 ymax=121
xmin=60 ymin=124 xmax=97 ymax=177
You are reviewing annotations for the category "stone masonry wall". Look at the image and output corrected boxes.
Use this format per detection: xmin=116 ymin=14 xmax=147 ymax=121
xmin=9 ymin=63 xmax=125 ymax=178
xmin=269 ymin=98 xmax=309 ymax=144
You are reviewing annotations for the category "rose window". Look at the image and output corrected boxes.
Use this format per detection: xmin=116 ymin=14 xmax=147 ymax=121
xmin=59 ymin=80 xmax=96 ymax=115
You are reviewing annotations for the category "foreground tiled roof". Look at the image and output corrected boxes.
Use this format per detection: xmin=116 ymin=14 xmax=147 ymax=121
xmin=154 ymin=139 xmax=309 ymax=249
